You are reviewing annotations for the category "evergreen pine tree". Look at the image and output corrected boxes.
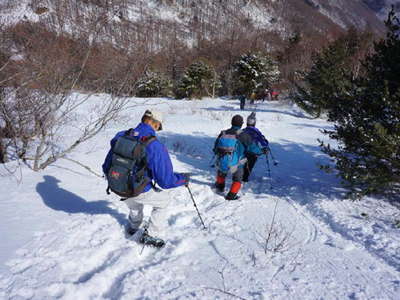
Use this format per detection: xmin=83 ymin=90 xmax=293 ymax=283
xmin=293 ymin=28 xmax=373 ymax=118
xmin=136 ymin=71 xmax=172 ymax=97
xmin=232 ymin=53 xmax=280 ymax=97
xmin=175 ymin=61 xmax=220 ymax=99
xmin=320 ymin=9 xmax=400 ymax=199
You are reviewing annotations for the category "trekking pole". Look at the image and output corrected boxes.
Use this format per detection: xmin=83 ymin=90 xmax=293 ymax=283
xmin=186 ymin=185 xmax=207 ymax=230
xmin=265 ymin=154 xmax=273 ymax=190
xmin=140 ymin=224 xmax=149 ymax=255
xmin=267 ymin=146 xmax=278 ymax=166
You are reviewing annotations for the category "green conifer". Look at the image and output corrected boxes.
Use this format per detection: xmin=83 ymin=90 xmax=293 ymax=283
xmin=232 ymin=53 xmax=280 ymax=97
xmin=320 ymin=9 xmax=400 ymax=199
xmin=175 ymin=61 xmax=220 ymax=99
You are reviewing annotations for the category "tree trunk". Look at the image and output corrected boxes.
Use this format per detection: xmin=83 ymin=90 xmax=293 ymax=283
xmin=0 ymin=139 xmax=6 ymax=163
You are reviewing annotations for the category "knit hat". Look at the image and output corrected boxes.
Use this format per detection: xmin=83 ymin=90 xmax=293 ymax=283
xmin=231 ymin=115 xmax=244 ymax=127
xmin=247 ymin=112 xmax=256 ymax=126
xmin=143 ymin=110 xmax=164 ymax=130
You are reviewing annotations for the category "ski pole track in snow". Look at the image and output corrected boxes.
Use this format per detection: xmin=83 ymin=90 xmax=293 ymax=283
xmin=1 ymin=98 xmax=400 ymax=299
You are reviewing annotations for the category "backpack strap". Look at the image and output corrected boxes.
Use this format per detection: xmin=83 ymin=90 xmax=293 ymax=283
xmin=125 ymin=128 xmax=135 ymax=136
xmin=138 ymin=135 xmax=157 ymax=192
xmin=141 ymin=136 xmax=156 ymax=145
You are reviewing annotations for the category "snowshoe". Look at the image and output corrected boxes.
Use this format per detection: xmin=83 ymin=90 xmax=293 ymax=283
xmin=125 ymin=225 xmax=138 ymax=237
xmin=225 ymin=192 xmax=240 ymax=201
xmin=139 ymin=232 xmax=165 ymax=248
xmin=214 ymin=183 xmax=225 ymax=195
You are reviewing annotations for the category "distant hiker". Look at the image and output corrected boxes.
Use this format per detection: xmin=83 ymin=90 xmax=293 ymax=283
xmin=270 ymin=88 xmax=279 ymax=100
xmin=242 ymin=112 xmax=269 ymax=182
xmin=250 ymin=92 xmax=256 ymax=104
xmin=213 ymin=115 xmax=251 ymax=200
xmin=262 ymin=88 xmax=270 ymax=102
xmin=239 ymin=95 xmax=246 ymax=110
xmin=102 ymin=110 xmax=189 ymax=247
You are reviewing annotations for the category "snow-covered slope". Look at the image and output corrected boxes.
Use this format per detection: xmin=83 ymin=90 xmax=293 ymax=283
xmin=0 ymin=96 xmax=399 ymax=299
xmin=363 ymin=0 xmax=400 ymax=20
xmin=0 ymin=0 xmax=385 ymax=38
xmin=311 ymin=0 xmax=385 ymax=29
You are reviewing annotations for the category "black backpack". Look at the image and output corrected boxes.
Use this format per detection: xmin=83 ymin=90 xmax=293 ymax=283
xmin=106 ymin=129 xmax=156 ymax=198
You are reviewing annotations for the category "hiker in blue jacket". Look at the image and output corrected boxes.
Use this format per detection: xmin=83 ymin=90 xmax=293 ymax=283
xmin=213 ymin=115 xmax=252 ymax=200
xmin=102 ymin=110 xmax=189 ymax=247
xmin=242 ymin=112 xmax=269 ymax=182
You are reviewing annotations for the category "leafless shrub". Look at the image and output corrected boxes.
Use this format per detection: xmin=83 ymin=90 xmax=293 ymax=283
xmin=0 ymin=86 xmax=128 ymax=171
xmin=0 ymin=18 xmax=151 ymax=172
xmin=258 ymin=200 xmax=296 ymax=255
xmin=204 ymin=264 xmax=247 ymax=300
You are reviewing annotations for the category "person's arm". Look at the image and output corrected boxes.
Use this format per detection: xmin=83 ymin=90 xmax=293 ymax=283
xmin=213 ymin=131 xmax=223 ymax=153
xmin=147 ymin=140 xmax=186 ymax=189
xmin=259 ymin=133 xmax=269 ymax=148
xmin=253 ymin=128 xmax=269 ymax=148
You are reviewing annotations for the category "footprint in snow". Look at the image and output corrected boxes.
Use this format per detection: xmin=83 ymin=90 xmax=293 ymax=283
xmin=168 ymin=211 xmax=195 ymax=227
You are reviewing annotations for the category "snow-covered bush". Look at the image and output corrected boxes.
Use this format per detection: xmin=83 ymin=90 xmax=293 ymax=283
xmin=232 ymin=53 xmax=280 ymax=97
xmin=175 ymin=61 xmax=221 ymax=99
xmin=136 ymin=71 xmax=172 ymax=97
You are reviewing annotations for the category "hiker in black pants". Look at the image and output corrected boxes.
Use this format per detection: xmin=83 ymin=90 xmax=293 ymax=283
xmin=242 ymin=112 xmax=270 ymax=182
xmin=239 ymin=95 xmax=246 ymax=110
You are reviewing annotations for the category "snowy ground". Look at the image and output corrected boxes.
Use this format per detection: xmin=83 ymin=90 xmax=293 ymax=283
xmin=0 ymin=97 xmax=399 ymax=300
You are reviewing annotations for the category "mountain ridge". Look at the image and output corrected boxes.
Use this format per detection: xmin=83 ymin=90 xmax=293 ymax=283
xmin=0 ymin=0 xmax=387 ymax=39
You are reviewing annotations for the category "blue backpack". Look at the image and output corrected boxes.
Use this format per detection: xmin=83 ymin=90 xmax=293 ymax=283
xmin=106 ymin=130 xmax=155 ymax=198
xmin=215 ymin=130 xmax=242 ymax=173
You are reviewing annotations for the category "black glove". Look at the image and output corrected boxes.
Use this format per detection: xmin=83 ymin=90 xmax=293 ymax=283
xmin=262 ymin=147 xmax=269 ymax=155
xmin=181 ymin=173 xmax=191 ymax=186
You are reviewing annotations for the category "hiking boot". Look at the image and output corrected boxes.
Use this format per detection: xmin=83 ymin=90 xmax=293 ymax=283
xmin=125 ymin=225 xmax=138 ymax=236
xmin=215 ymin=182 xmax=225 ymax=194
xmin=225 ymin=192 xmax=240 ymax=201
xmin=139 ymin=232 xmax=165 ymax=248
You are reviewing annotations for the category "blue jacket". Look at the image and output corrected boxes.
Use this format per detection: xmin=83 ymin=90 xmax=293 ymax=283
xmin=243 ymin=126 xmax=269 ymax=155
xmin=102 ymin=123 xmax=186 ymax=193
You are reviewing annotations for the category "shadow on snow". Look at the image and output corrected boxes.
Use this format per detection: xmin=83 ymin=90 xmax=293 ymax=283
xmin=202 ymin=101 xmax=311 ymax=119
xmin=158 ymin=132 xmax=217 ymax=187
xmin=159 ymin=132 xmax=343 ymax=202
xmin=258 ymin=140 xmax=343 ymax=201
xmin=36 ymin=175 xmax=126 ymax=226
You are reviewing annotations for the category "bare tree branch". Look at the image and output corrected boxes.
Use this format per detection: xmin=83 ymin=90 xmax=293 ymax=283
xmin=203 ymin=287 xmax=247 ymax=300
xmin=62 ymin=157 xmax=103 ymax=178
